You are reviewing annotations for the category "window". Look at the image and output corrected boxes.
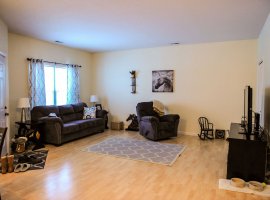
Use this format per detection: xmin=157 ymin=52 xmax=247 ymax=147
xmin=44 ymin=63 xmax=67 ymax=105
xmin=28 ymin=59 xmax=80 ymax=108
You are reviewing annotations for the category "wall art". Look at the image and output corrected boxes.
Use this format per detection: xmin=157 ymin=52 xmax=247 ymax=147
xmin=152 ymin=70 xmax=174 ymax=92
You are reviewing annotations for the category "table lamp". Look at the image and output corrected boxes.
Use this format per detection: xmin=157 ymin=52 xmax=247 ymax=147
xmin=17 ymin=97 xmax=30 ymax=122
xmin=90 ymin=95 xmax=99 ymax=106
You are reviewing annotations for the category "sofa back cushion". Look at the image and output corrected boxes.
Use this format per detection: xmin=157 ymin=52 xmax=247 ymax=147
xmin=31 ymin=102 xmax=87 ymax=123
xmin=72 ymin=102 xmax=86 ymax=113
xmin=31 ymin=105 xmax=60 ymax=122
xmin=72 ymin=102 xmax=86 ymax=120
xmin=59 ymin=105 xmax=76 ymax=123
xmin=59 ymin=102 xmax=86 ymax=123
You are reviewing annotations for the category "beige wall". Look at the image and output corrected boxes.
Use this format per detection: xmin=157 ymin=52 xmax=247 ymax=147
xmin=258 ymin=13 xmax=270 ymax=133
xmin=8 ymin=33 xmax=93 ymax=136
xmin=93 ymin=40 xmax=257 ymax=135
xmin=0 ymin=19 xmax=8 ymax=55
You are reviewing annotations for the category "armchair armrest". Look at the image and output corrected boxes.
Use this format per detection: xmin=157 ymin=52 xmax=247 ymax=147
xmin=208 ymin=122 xmax=213 ymax=129
xmin=96 ymin=110 xmax=108 ymax=118
xmin=159 ymin=114 xmax=180 ymax=122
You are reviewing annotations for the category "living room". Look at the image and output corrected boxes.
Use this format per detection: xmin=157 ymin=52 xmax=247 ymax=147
xmin=1 ymin=0 xmax=270 ymax=199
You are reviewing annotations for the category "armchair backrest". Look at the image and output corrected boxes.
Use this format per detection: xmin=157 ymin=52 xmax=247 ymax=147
xmin=136 ymin=101 xmax=158 ymax=122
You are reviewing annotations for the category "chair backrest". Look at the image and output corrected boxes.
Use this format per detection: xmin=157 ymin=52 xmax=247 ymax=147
xmin=0 ymin=127 xmax=7 ymax=157
xmin=198 ymin=117 xmax=209 ymax=130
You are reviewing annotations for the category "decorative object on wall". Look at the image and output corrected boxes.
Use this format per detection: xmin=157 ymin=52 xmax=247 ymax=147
xmin=17 ymin=98 xmax=30 ymax=122
xmin=130 ymin=71 xmax=136 ymax=93
xmin=152 ymin=70 xmax=174 ymax=92
xmin=90 ymin=95 xmax=99 ymax=106
xmin=125 ymin=114 xmax=139 ymax=131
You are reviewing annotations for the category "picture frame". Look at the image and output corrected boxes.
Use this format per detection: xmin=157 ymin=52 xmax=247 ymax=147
xmin=95 ymin=104 xmax=102 ymax=110
xmin=152 ymin=70 xmax=174 ymax=92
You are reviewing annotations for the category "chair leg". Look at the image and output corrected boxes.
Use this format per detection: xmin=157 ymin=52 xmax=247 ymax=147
xmin=198 ymin=131 xmax=206 ymax=140
xmin=206 ymin=131 xmax=214 ymax=139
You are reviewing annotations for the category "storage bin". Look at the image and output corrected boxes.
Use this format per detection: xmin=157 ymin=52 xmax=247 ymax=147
xmin=111 ymin=121 xmax=124 ymax=130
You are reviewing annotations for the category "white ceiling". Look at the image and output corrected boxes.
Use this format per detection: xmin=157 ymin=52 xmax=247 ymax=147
xmin=0 ymin=0 xmax=270 ymax=53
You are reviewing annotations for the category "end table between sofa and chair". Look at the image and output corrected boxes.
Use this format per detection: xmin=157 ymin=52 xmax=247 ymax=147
xmin=15 ymin=120 xmax=45 ymax=151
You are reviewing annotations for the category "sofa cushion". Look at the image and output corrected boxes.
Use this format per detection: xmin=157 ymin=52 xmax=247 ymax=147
xmin=74 ymin=118 xmax=104 ymax=130
xmin=59 ymin=105 xmax=74 ymax=115
xmin=72 ymin=102 xmax=87 ymax=113
xmin=59 ymin=105 xmax=79 ymax=123
xmin=62 ymin=122 xmax=80 ymax=135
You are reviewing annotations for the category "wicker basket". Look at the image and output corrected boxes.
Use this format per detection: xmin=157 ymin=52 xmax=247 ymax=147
xmin=111 ymin=121 xmax=124 ymax=130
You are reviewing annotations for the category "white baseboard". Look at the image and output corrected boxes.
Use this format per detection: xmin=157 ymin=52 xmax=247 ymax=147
xmin=178 ymin=131 xmax=197 ymax=136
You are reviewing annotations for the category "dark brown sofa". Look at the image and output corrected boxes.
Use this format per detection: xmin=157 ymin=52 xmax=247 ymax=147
xmin=31 ymin=102 xmax=105 ymax=145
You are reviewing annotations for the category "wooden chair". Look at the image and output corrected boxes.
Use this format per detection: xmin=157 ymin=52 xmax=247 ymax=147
xmin=198 ymin=117 xmax=214 ymax=140
xmin=0 ymin=127 xmax=7 ymax=156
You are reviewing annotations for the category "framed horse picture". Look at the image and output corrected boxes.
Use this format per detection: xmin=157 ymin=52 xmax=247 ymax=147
xmin=152 ymin=70 xmax=174 ymax=92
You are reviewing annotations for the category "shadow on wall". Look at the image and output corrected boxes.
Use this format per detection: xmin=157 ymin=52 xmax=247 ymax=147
xmin=264 ymin=87 xmax=270 ymax=134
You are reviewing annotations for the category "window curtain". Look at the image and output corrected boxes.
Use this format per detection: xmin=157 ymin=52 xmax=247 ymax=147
xmin=28 ymin=59 xmax=46 ymax=108
xmin=67 ymin=64 xmax=80 ymax=104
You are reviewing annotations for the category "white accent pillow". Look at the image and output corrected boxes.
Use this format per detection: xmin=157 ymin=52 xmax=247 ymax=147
xmin=83 ymin=107 xmax=96 ymax=119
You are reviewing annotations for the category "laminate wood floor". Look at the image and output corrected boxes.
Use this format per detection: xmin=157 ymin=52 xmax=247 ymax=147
xmin=0 ymin=130 xmax=268 ymax=200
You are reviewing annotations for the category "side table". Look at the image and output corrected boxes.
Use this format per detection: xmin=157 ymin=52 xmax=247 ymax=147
xmin=15 ymin=120 xmax=45 ymax=150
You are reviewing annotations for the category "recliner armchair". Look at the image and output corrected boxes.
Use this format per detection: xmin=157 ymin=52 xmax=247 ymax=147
xmin=136 ymin=101 xmax=180 ymax=141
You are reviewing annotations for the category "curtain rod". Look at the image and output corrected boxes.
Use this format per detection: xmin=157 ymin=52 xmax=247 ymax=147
xmin=27 ymin=58 xmax=81 ymax=67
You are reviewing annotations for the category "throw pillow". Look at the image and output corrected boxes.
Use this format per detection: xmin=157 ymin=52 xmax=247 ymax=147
xmin=83 ymin=107 xmax=96 ymax=119
xmin=153 ymin=100 xmax=165 ymax=116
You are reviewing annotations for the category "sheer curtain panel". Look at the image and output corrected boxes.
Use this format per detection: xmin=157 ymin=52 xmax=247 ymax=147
xmin=67 ymin=64 xmax=80 ymax=104
xmin=28 ymin=59 xmax=46 ymax=108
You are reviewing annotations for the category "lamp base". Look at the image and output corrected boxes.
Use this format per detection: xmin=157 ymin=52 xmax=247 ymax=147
xmin=20 ymin=108 xmax=28 ymax=122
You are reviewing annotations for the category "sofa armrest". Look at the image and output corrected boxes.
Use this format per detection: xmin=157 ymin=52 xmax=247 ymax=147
xmin=39 ymin=116 xmax=64 ymax=145
xmin=159 ymin=114 xmax=180 ymax=122
xmin=96 ymin=110 xmax=108 ymax=118
xmin=96 ymin=110 xmax=109 ymax=129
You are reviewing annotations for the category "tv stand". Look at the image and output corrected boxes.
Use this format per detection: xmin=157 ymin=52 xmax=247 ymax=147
xmin=227 ymin=123 xmax=267 ymax=182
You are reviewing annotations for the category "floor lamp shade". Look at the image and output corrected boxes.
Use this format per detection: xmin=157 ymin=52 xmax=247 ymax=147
xmin=17 ymin=98 xmax=30 ymax=122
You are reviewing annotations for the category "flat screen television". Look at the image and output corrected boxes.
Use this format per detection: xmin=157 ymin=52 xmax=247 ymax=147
xmin=243 ymin=85 xmax=252 ymax=135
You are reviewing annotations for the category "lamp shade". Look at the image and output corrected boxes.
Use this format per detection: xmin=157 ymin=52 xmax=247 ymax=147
xmin=17 ymin=98 xmax=30 ymax=108
xmin=90 ymin=95 xmax=99 ymax=103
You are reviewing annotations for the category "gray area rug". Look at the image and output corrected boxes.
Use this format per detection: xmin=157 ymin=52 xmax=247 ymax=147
xmin=82 ymin=137 xmax=186 ymax=166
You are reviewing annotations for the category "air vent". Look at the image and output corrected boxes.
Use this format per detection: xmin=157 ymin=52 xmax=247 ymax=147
xmin=55 ymin=40 xmax=63 ymax=44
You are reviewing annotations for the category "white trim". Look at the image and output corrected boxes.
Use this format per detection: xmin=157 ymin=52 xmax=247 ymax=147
xmin=178 ymin=130 xmax=197 ymax=136
xmin=0 ymin=54 xmax=9 ymax=155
